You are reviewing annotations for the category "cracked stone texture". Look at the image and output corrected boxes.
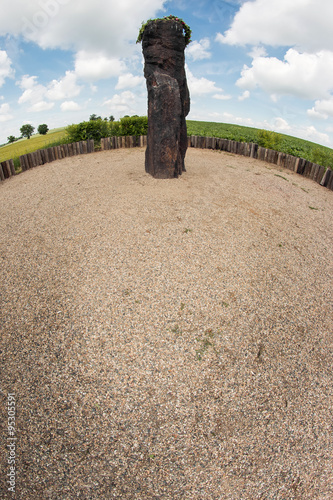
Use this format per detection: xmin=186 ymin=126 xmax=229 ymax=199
xmin=142 ymin=19 xmax=190 ymax=178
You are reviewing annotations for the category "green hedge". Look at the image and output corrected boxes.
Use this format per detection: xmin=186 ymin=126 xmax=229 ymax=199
xmin=66 ymin=116 xmax=148 ymax=144
xmin=66 ymin=119 xmax=110 ymax=144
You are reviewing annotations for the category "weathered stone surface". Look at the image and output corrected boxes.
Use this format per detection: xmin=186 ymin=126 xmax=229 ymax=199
xmin=142 ymin=19 xmax=190 ymax=178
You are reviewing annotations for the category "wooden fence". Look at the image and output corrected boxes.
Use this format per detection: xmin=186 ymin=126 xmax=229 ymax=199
xmin=189 ymin=135 xmax=333 ymax=190
xmin=19 ymin=139 xmax=95 ymax=172
xmin=1 ymin=135 xmax=332 ymax=190
xmin=0 ymin=159 xmax=15 ymax=181
xmin=101 ymin=135 xmax=147 ymax=149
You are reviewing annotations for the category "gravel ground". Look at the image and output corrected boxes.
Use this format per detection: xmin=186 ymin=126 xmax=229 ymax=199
xmin=0 ymin=147 xmax=332 ymax=499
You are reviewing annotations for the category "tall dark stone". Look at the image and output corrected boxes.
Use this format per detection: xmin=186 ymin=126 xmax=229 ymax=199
xmin=142 ymin=19 xmax=190 ymax=178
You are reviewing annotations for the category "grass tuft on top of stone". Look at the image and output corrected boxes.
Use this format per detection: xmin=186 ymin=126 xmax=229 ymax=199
xmin=136 ymin=15 xmax=192 ymax=47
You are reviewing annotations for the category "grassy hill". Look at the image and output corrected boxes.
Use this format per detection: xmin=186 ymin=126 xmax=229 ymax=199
xmin=0 ymin=127 xmax=68 ymax=164
xmin=187 ymin=121 xmax=333 ymax=169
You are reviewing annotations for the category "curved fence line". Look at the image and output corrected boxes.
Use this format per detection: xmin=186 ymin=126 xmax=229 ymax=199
xmin=189 ymin=136 xmax=333 ymax=190
xmin=1 ymin=135 xmax=332 ymax=190
xmin=0 ymin=140 xmax=95 ymax=182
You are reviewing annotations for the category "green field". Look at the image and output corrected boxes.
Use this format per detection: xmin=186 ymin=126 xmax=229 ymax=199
xmin=187 ymin=120 xmax=333 ymax=169
xmin=1 ymin=121 xmax=333 ymax=170
xmin=0 ymin=127 xmax=68 ymax=164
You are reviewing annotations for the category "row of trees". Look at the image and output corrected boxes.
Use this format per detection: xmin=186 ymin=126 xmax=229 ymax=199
xmin=66 ymin=115 xmax=148 ymax=143
xmin=89 ymin=114 xmax=115 ymax=122
xmin=7 ymin=124 xmax=49 ymax=143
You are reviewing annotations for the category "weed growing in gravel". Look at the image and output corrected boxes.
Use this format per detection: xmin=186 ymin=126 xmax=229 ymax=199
xmin=170 ymin=324 xmax=182 ymax=336
xmin=195 ymin=328 xmax=221 ymax=360
xmin=183 ymin=228 xmax=193 ymax=234
xmin=275 ymin=174 xmax=289 ymax=181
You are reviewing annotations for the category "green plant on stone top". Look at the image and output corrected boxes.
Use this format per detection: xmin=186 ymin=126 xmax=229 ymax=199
xmin=137 ymin=15 xmax=192 ymax=46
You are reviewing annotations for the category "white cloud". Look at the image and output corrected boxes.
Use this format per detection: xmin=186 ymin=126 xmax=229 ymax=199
xmin=29 ymin=101 xmax=54 ymax=112
xmin=236 ymin=49 xmax=333 ymax=101
xmin=248 ymin=46 xmax=267 ymax=59
xmin=216 ymin=0 xmax=333 ymax=53
xmin=61 ymin=101 xmax=81 ymax=112
xmin=0 ymin=50 xmax=14 ymax=87
xmin=17 ymin=71 xmax=83 ymax=112
xmin=186 ymin=65 xmax=223 ymax=96
xmin=75 ymin=51 xmax=127 ymax=82
xmin=103 ymin=91 xmax=137 ymax=115
xmin=273 ymin=117 xmax=291 ymax=132
xmin=17 ymin=75 xmax=47 ymax=106
xmin=308 ymin=99 xmax=333 ymax=119
xmin=216 ymin=0 xmax=333 ymax=112
xmin=238 ymin=90 xmax=250 ymax=101
xmin=186 ymin=38 xmax=211 ymax=61
xmin=0 ymin=1 xmax=165 ymax=56
xmin=46 ymin=71 xmax=82 ymax=100
xmin=0 ymin=102 xmax=13 ymax=122
xmin=116 ymin=73 xmax=145 ymax=90
xmin=300 ymin=126 xmax=330 ymax=145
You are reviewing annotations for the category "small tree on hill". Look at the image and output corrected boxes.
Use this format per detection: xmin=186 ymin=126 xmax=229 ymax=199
xmin=20 ymin=124 xmax=35 ymax=139
xmin=7 ymin=135 xmax=16 ymax=143
xmin=89 ymin=114 xmax=102 ymax=121
xmin=38 ymin=124 xmax=49 ymax=135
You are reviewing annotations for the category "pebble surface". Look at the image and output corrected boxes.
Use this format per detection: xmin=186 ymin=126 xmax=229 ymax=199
xmin=0 ymin=147 xmax=332 ymax=499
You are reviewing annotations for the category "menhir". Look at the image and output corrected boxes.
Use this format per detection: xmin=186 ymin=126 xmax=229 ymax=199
xmin=142 ymin=19 xmax=190 ymax=178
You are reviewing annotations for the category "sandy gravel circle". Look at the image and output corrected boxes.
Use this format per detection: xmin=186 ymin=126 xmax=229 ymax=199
xmin=1 ymin=147 xmax=332 ymax=499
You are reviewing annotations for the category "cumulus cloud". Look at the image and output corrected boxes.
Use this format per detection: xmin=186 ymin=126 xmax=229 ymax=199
xmin=0 ymin=0 xmax=165 ymax=56
xmin=47 ymin=71 xmax=82 ymax=100
xmin=75 ymin=51 xmax=127 ymax=82
xmin=273 ymin=117 xmax=291 ymax=132
xmin=186 ymin=65 xmax=223 ymax=96
xmin=216 ymin=0 xmax=333 ymax=110
xmin=17 ymin=75 xmax=47 ymax=107
xmin=216 ymin=0 xmax=333 ymax=53
xmin=301 ymin=126 xmax=330 ymax=145
xmin=0 ymin=50 xmax=14 ymax=86
xmin=115 ymin=73 xmax=145 ymax=90
xmin=186 ymin=38 xmax=211 ymax=61
xmin=29 ymin=101 xmax=54 ymax=112
xmin=308 ymin=99 xmax=333 ymax=119
xmin=17 ymin=72 xmax=82 ymax=112
xmin=236 ymin=49 xmax=333 ymax=101
xmin=238 ymin=90 xmax=250 ymax=101
xmin=0 ymin=102 xmax=13 ymax=122
xmin=103 ymin=90 xmax=137 ymax=115
xmin=61 ymin=101 xmax=81 ymax=112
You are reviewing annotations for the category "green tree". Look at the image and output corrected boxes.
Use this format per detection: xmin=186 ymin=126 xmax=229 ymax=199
xmin=7 ymin=135 xmax=16 ymax=143
xmin=20 ymin=124 xmax=35 ymax=139
xmin=89 ymin=114 xmax=102 ymax=121
xmin=38 ymin=124 xmax=49 ymax=135
xmin=109 ymin=115 xmax=115 ymax=122
xmin=66 ymin=119 xmax=110 ymax=144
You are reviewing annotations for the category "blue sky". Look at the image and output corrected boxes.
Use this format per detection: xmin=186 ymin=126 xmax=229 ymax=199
xmin=1 ymin=0 xmax=333 ymax=147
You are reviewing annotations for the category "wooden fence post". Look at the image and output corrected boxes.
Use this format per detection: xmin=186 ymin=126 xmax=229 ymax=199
xmin=0 ymin=160 xmax=14 ymax=179
xmin=8 ymin=159 xmax=15 ymax=176
xmin=320 ymin=168 xmax=333 ymax=188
